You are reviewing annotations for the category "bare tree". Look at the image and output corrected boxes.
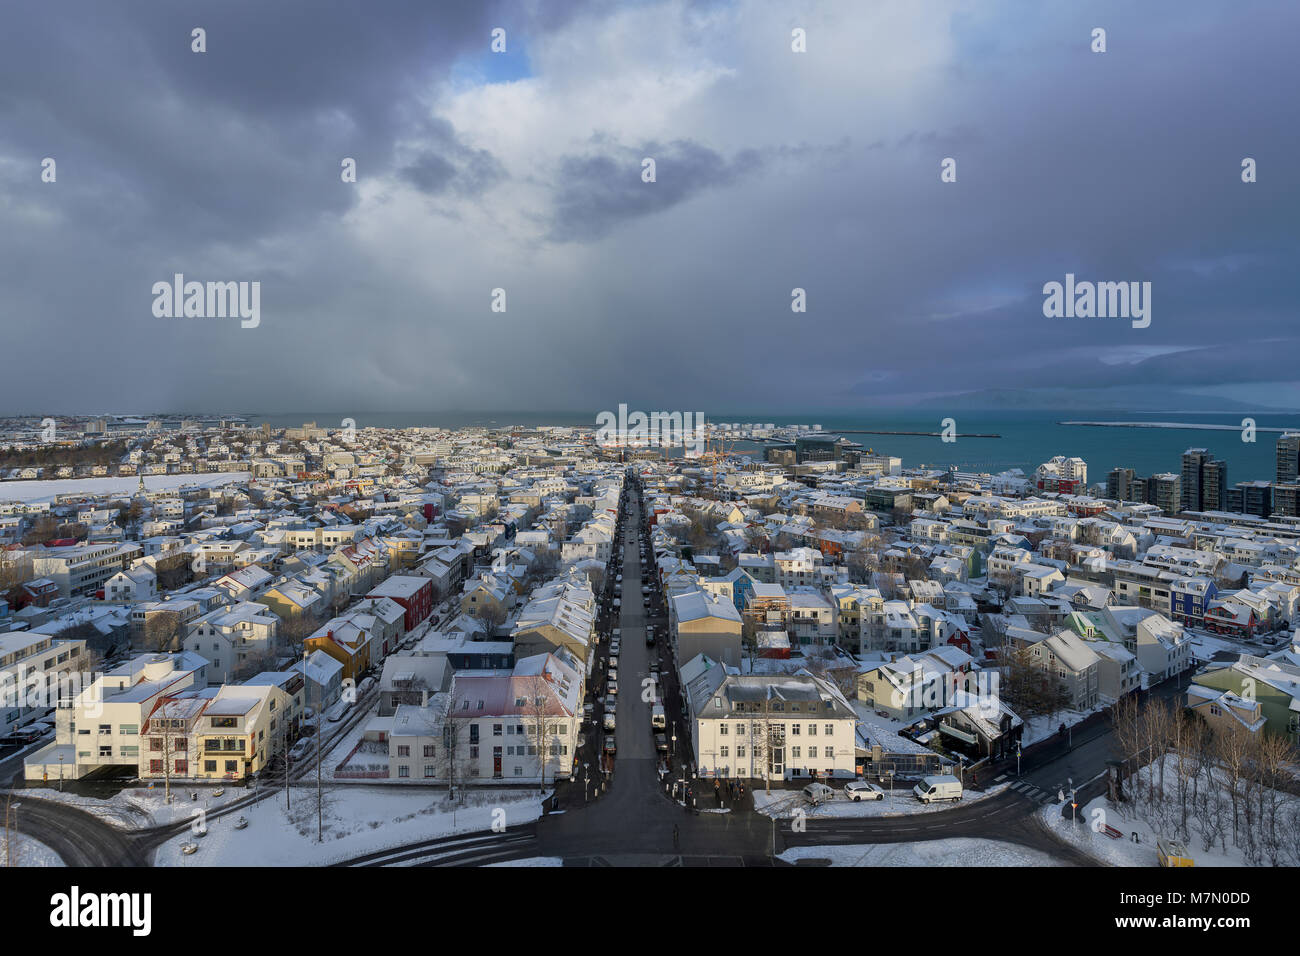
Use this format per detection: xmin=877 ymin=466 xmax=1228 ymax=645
xmin=0 ymin=551 xmax=33 ymax=606
xmin=142 ymin=609 xmax=184 ymax=654
xmin=521 ymin=675 xmax=565 ymax=793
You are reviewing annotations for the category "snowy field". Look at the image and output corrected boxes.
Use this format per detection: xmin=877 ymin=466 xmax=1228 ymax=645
xmin=753 ymin=782 xmax=1009 ymax=819
xmin=780 ymin=838 xmax=1063 ymax=867
xmin=155 ymin=786 xmax=548 ymax=866
xmin=0 ymin=471 xmax=250 ymax=503
xmin=485 ymin=857 xmax=563 ymax=867
xmin=1 ymin=832 xmax=65 ymax=867
xmin=20 ymin=784 xmax=246 ymax=828
xmin=1039 ymin=788 xmax=1299 ymax=867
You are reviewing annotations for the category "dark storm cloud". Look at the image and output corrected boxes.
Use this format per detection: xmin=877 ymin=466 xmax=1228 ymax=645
xmin=399 ymin=120 xmax=506 ymax=196
xmin=547 ymin=140 xmax=759 ymax=241
xmin=0 ymin=0 xmax=1297 ymax=416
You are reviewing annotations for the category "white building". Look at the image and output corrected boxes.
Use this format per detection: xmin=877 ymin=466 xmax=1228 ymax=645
xmin=681 ymin=653 xmax=858 ymax=781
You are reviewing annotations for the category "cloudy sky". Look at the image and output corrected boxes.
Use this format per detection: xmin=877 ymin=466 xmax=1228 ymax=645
xmin=1 ymin=0 xmax=1297 ymax=417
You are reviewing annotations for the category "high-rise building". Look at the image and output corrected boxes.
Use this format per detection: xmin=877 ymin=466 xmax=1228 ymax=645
xmin=1036 ymin=455 xmax=1088 ymax=494
xmin=1181 ymin=448 xmax=1209 ymax=512
xmin=1107 ymin=467 xmax=1136 ymax=502
xmin=1151 ymin=473 xmax=1182 ymax=515
xmin=1230 ymin=480 xmax=1273 ymax=518
xmin=1274 ymin=483 xmax=1300 ymax=518
xmin=1203 ymin=458 xmax=1228 ymax=512
xmin=1277 ymin=433 xmax=1300 ymax=486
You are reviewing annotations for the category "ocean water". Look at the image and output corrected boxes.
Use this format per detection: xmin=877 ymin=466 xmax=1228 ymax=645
xmin=251 ymin=409 xmax=1299 ymax=487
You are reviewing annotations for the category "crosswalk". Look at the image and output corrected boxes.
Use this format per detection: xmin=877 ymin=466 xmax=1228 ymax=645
xmin=335 ymin=827 xmax=540 ymax=867
xmin=1005 ymin=778 xmax=1059 ymax=805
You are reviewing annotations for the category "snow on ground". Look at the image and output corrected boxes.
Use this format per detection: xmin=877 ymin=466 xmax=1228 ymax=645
xmin=1 ymin=831 xmax=65 ymax=867
xmin=0 ymin=472 xmax=251 ymax=504
xmin=1037 ymin=798 xmax=1159 ymax=866
xmin=484 ymin=857 xmax=563 ymax=867
xmin=1022 ymin=705 xmax=1106 ymax=746
xmin=19 ymin=784 xmax=245 ymax=828
xmin=1038 ymin=756 xmax=1300 ymax=867
xmin=754 ymin=782 xmax=1009 ymax=820
xmin=155 ymin=786 xmax=548 ymax=866
xmin=323 ymin=711 xmax=380 ymax=778
xmin=780 ymin=838 xmax=1063 ymax=867
xmin=1034 ymin=785 xmax=1289 ymax=868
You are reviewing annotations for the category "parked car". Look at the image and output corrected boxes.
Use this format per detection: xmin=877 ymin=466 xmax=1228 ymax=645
xmin=604 ymin=713 xmax=616 ymax=732
xmin=844 ymin=780 xmax=885 ymax=801
xmin=604 ymin=737 xmax=617 ymax=755
xmin=583 ymin=702 xmax=594 ymax=722
xmin=608 ymin=667 xmax=618 ymax=682
xmin=913 ymin=775 xmax=963 ymax=803
xmin=802 ymin=782 xmax=835 ymax=806
xmin=288 ymin=738 xmax=315 ymax=763
xmin=654 ymin=733 xmax=668 ymax=753
xmin=607 ymin=680 xmax=619 ymax=696
xmin=651 ymin=703 xmax=666 ymax=730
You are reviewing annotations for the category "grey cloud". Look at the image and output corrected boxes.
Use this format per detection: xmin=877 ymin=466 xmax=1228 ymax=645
xmin=547 ymin=140 xmax=760 ymax=242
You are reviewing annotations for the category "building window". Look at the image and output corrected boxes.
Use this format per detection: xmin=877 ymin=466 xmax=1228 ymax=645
xmin=397 ymin=745 xmax=410 ymax=757
xmin=398 ymin=765 xmax=410 ymax=778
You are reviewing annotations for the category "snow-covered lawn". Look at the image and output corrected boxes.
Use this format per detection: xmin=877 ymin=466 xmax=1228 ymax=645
xmin=1038 ymin=763 xmax=1300 ymax=868
xmin=154 ymin=786 xmax=548 ymax=866
xmin=1 ymin=832 xmax=65 ymax=867
xmin=484 ymin=856 xmax=563 ymax=867
xmin=1022 ymin=705 xmax=1107 ymax=746
xmin=780 ymin=838 xmax=1064 ymax=867
xmin=19 ymin=784 xmax=246 ymax=828
xmin=754 ymin=782 xmax=1009 ymax=820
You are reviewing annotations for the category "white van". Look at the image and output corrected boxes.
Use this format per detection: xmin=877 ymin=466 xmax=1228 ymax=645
xmin=913 ymin=774 xmax=963 ymax=803
xmin=651 ymin=703 xmax=666 ymax=730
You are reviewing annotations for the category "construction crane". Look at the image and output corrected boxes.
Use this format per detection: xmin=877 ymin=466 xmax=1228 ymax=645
xmin=696 ymin=420 xmax=735 ymax=499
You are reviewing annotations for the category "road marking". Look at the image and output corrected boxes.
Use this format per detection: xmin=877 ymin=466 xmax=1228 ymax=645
xmin=994 ymin=774 xmax=1007 ymax=782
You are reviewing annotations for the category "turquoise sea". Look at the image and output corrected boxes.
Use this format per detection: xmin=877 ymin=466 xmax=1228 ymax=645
xmin=251 ymin=409 xmax=1300 ymax=488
